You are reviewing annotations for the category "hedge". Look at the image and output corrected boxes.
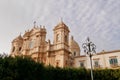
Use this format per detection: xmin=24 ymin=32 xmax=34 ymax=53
xmin=0 ymin=55 xmax=120 ymax=80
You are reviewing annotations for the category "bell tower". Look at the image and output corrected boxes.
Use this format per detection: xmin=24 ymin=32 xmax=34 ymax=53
xmin=53 ymin=20 xmax=70 ymax=67
xmin=53 ymin=20 xmax=69 ymax=46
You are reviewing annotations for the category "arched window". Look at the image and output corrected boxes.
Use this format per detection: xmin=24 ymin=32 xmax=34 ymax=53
xmin=65 ymin=35 xmax=68 ymax=42
xmin=74 ymin=51 xmax=76 ymax=56
xmin=56 ymin=34 xmax=60 ymax=42
xmin=56 ymin=60 xmax=60 ymax=67
xmin=12 ymin=46 xmax=15 ymax=52
xmin=19 ymin=47 xmax=21 ymax=51
xmin=65 ymin=60 xmax=67 ymax=66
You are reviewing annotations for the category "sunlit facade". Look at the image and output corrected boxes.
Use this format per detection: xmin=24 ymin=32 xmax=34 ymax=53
xmin=74 ymin=50 xmax=120 ymax=69
xmin=10 ymin=21 xmax=120 ymax=69
xmin=10 ymin=21 xmax=80 ymax=68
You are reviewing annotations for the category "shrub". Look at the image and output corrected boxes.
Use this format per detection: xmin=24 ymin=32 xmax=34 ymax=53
xmin=0 ymin=55 xmax=120 ymax=80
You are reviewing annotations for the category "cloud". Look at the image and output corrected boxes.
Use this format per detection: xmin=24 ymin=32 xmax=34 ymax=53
xmin=0 ymin=0 xmax=120 ymax=54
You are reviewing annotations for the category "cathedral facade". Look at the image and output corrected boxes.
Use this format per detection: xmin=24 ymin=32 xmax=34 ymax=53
xmin=10 ymin=21 xmax=80 ymax=68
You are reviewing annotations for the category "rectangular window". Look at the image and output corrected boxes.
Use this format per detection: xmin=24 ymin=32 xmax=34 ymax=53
xmin=109 ymin=57 xmax=118 ymax=67
xmin=80 ymin=61 xmax=84 ymax=67
xmin=94 ymin=60 xmax=99 ymax=67
xmin=93 ymin=60 xmax=100 ymax=69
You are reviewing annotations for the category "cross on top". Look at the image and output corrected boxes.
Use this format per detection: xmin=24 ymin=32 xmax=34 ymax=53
xmin=34 ymin=21 xmax=36 ymax=27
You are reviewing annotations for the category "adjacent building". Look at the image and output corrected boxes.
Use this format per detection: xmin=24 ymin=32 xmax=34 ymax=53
xmin=74 ymin=50 xmax=120 ymax=69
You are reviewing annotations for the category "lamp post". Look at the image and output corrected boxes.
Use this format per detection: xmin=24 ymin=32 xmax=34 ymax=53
xmin=82 ymin=37 xmax=96 ymax=80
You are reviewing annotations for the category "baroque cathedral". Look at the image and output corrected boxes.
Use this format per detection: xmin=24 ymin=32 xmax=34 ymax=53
xmin=10 ymin=20 xmax=120 ymax=69
xmin=10 ymin=21 xmax=80 ymax=68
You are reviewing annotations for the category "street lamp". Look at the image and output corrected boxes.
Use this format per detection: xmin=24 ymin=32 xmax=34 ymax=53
xmin=82 ymin=37 xmax=96 ymax=80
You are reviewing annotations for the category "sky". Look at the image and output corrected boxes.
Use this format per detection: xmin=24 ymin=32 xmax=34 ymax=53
xmin=0 ymin=0 xmax=120 ymax=55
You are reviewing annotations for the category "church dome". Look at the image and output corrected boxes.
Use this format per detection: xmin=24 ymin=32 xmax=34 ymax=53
xmin=12 ymin=35 xmax=23 ymax=42
xmin=69 ymin=36 xmax=80 ymax=57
